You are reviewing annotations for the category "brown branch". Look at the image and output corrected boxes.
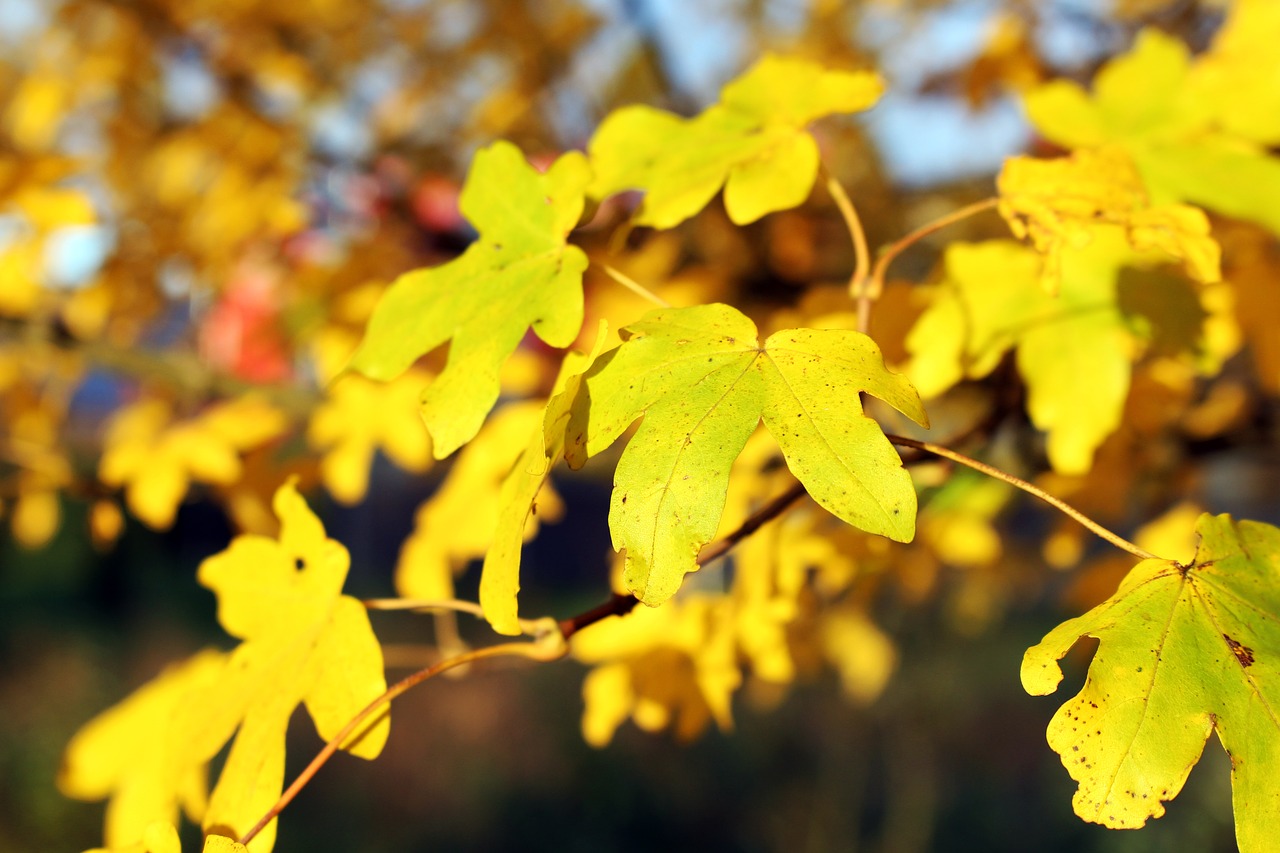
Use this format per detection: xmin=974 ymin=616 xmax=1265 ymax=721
xmin=885 ymin=434 xmax=1161 ymax=562
xmin=869 ymin=197 xmax=999 ymax=295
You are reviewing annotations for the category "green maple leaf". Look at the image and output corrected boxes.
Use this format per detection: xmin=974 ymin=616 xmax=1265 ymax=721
xmin=348 ymin=141 xmax=591 ymax=457
xmin=563 ymin=304 xmax=928 ymax=607
xmin=1023 ymin=513 xmax=1280 ymax=852
xmin=588 ymin=54 xmax=883 ymax=228
xmin=1023 ymin=28 xmax=1280 ymax=234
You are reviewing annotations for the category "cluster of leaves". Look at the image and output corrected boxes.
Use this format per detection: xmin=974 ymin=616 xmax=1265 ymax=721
xmin=3 ymin=1 xmax=1279 ymax=851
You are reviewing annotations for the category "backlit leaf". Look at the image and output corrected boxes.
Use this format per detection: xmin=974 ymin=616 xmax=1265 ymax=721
xmin=348 ymin=141 xmax=591 ymax=457
xmin=1023 ymin=513 xmax=1280 ymax=852
xmin=565 ymin=304 xmax=927 ymax=607
xmin=588 ymin=54 xmax=882 ymax=228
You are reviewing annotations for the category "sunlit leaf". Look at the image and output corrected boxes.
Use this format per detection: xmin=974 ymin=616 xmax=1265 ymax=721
xmin=588 ymin=54 xmax=882 ymax=228
xmin=998 ymin=147 xmax=1220 ymax=292
xmin=193 ymin=482 xmax=388 ymax=852
xmin=565 ymin=303 xmax=927 ymax=606
xmin=1023 ymin=513 xmax=1280 ymax=852
xmin=349 ymin=141 xmax=591 ymax=457
xmin=479 ymin=322 xmax=607 ymax=635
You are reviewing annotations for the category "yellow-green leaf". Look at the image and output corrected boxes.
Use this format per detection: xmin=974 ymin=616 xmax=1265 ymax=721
xmin=348 ymin=141 xmax=591 ymax=457
xmin=480 ymin=321 xmax=608 ymax=635
xmin=193 ymin=481 xmax=388 ymax=853
xmin=588 ymin=54 xmax=882 ymax=228
xmin=905 ymin=235 xmax=1221 ymax=474
xmin=1022 ymin=513 xmax=1280 ymax=852
xmin=564 ymin=304 xmax=926 ymax=607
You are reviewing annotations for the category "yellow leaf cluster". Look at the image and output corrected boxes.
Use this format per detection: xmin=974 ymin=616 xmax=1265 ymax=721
xmin=574 ymin=596 xmax=739 ymax=746
xmin=1023 ymin=9 xmax=1280 ymax=234
xmin=997 ymin=147 xmax=1220 ymax=292
xmin=0 ymin=156 xmax=97 ymax=316
xmin=100 ymin=397 xmax=288 ymax=529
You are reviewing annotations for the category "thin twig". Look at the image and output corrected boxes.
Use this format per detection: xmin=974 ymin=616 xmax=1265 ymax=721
xmin=825 ymin=175 xmax=870 ymax=296
xmin=237 ymin=639 xmax=565 ymax=847
xmin=600 ymin=263 xmax=670 ymax=308
xmin=869 ymin=197 xmax=999 ymax=298
xmin=363 ymin=597 xmax=547 ymax=637
xmin=699 ymin=481 xmax=809 ymax=565
xmin=884 ymin=434 xmax=1161 ymax=562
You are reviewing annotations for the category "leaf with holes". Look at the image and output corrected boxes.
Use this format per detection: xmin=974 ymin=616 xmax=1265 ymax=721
xmin=564 ymin=303 xmax=928 ymax=607
xmin=1022 ymin=513 xmax=1280 ymax=853
xmin=348 ymin=141 xmax=590 ymax=457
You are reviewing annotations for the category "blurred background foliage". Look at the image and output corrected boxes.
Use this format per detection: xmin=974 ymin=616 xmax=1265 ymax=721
xmin=1 ymin=0 xmax=1272 ymax=850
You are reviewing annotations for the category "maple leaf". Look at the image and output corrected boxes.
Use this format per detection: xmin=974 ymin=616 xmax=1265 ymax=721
xmin=905 ymin=236 xmax=1222 ymax=474
xmin=348 ymin=141 xmax=591 ymax=457
xmin=397 ymin=400 xmax=562 ymax=603
xmin=193 ymin=481 xmax=388 ymax=852
xmin=1023 ymin=513 xmax=1280 ymax=853
xmin=60 ymin=650 xmax=227 ymax=849
xmin=564 ymin=303 xmax=928 ymax=607
xmin=1023 ymin=27 xmax=1280 ymax=234
xmin=997 ymin=147 xmax=1220 ymax=292
xmin=479 ymin=323 xmax=608 ymax=635
xmin=588 ymin=54 xmax=883 ymax=228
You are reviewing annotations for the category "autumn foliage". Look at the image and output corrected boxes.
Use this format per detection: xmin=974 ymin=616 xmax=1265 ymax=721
xmin=4 ymin=1 xmax=1280 ymax=851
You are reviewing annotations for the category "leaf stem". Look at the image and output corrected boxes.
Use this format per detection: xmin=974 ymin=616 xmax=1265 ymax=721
xmin=237 ymin=638 xmax=566 ymax=848
xmin=824 ymin=174 xmax=873 ymax=332
xmin=363 ymin=597 xmax=549 ymax=638
xmin=868 ymin=197 xmax=998 ymax=298
xmin=600 ymin=263 xmax=670 ymax=308
xmin=884 ymin=434 xmax=1161 ymax=562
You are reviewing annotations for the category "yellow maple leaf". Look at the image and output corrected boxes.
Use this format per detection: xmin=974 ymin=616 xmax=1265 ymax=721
xmin=100 ymin=397 xmax=287 ymax=529
xmin=998 ymin=147 xmax=1220 ymax=292
xmin=60 ymin=650 xmax=227 ymax=849
xmin=193 ymin=481 xmax=389 ymax=853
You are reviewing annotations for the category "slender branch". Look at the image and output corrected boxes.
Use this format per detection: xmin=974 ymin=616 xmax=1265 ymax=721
xmin=825 ymin=175 xmax=871 ymax=297
xmin=698 ymin=481 xmax=808 ymax=565
xmin=363 ymin=597 xmax=485 ymax=618
xmin=600 ymin=263 xmax=670 ymax=308
xmin=363 ymin=597 xmax=550 ymax=637
xmin=884 ymin=434 xmax=1161 ymax=562
xmin=869 ymin=197 xmax=999 ymax=297
xmin=237 ymin=638 xmax=566 ymax=847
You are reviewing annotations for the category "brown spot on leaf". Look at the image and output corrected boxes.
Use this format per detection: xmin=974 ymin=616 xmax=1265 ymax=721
xmin=1223 ymin=634 xmax=1255 ymax=668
